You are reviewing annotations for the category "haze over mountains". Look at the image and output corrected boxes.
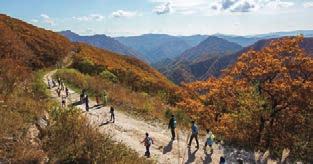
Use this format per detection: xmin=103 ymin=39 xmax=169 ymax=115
xmin=157 ymin=36 xmax=313 ymax=84
xmin=59 ymin=30 xmax=147 ymax=62
xmin=154 ymin=36 xmax=243 ymax=84
xmin=115 ymin=34 xmax=208 ymax=63
xmin=58 ymin=29 xmax=313 ymax=84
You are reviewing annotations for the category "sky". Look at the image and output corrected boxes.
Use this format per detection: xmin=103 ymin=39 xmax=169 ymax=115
xmin=0 ymin=0 xmax=313 ymax=36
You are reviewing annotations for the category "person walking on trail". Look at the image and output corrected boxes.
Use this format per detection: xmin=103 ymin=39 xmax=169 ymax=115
xmin=101 ymin=91 xmax=107 ymax=106
xmin=60 ymin=81 xmax=64 ymax=91
xmin=204 ymin=129 xmax=215 ymax=154
xmin=85 ymin=95 xmax=89 ymax=112
xmin=219 ymin=156 xmax=226 ymax=164
xmin=188 ymin=121 xmax=199 ymax=149
xmin=47 ymin=78 xmax=51 ymax=89
xmin=110 ymin=106 xmax=115 ymax=123
xmin=96 ymin=94 xmax=100 ymax=106
xmin=51 ymin=80 xmax=55 ymax=88
xmin=80 ymin=89 xmax=86 ymax=104
xmin=61 ymin=95 xmax=66 ymax=108
xmin=56 ymin=88 xmax=61 ymax=97
xmin=65 ymin=87 xmax=69 ymax=97
xmin=57 ymin=77 xmax=61 ymax=86
xmin=141 ymin=132 xmax=154 ymax=158
xmin=168 ymin=114 xmax=177 ymax=140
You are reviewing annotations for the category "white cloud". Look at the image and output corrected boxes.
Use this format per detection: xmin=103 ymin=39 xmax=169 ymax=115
xmin=151 ymin=0 xmax=294 ymax=15
xmin=153 ymin=2 xmax=171 ymax=14
xmin=111 ymin=10 xmax=139 ymax=18
xmin=264 ymin=0 xmax=294 ymax=10
xmin=211 ymin=0 xmax=258 ymax=12
xmin=303 ymin=2 xmax=313 ymax=8
xmin=212 ymin=0 xmax=293 ymax=12
xmin=73 ymin=14 xmax=104 ymax=21
xmin=231 ymin=1 xmax=256 ymax=12
xmin=151 ymin=0 xmax=209 ymax=15
xmin=40 ymin=14 xmax=55 ymax=25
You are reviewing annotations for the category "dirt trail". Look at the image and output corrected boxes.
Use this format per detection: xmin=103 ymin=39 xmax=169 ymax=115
xmin=44 ymin=70 xmax=260 ymax=164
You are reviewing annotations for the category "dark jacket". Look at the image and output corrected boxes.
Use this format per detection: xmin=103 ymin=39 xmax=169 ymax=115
xmin=168 ymin=117 xmax=176 ymax=129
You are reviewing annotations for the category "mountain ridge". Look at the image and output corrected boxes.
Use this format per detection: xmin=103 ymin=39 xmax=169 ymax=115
xmin=59 ymin=30 xmax=147 ymax=62
xmin=156 ymin=36 xmax=243 ymax=84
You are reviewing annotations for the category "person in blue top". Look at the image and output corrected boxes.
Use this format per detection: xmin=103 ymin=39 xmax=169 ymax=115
xmin=141 ymin=132 xmax=154 ymax=158
xmin=188 ymin=121 xmax=199 ymax=149
xmin=204 ymin=129 xmax=215 ymax=154
xmin=168 ymin=114 xmax=177 ymax=140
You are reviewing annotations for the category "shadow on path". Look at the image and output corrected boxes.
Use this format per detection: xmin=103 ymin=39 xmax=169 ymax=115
xmin=185 ymin=147 xmax=198 ymax=164
xmin=203 ymin=150 xmax=212 ymax=164
xmin=99 ymin=120 xmax=110 ymax=127
xmin=91 ymin=104 xmax=102 ymax=110
xmin=163 ymin=140 xmax=173 ymax=154
xmin=70 ymin=101 xmax=82 ymax=107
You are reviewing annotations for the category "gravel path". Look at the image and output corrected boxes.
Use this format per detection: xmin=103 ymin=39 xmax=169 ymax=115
xmin=44 ymin=70 xmax=272 ymax=164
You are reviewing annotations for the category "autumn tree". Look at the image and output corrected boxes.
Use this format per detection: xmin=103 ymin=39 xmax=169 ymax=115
xmin=179 ymin=36 xmax=313 ymax=161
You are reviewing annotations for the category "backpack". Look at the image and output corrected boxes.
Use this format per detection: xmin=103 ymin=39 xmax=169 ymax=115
xmin=172 ymin=118 xmax=177 ymax=128
xmin=146 ymin=137 xmax=153 ymax=145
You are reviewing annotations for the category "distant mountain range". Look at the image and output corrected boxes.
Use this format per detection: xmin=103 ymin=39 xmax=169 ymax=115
xmin=155 ymin=36 xmax=313 ymax=84
xmin=115 ymin=34 xmax=209 ymax=63
xmin=214 ymin=30 xmax=313 ymax=47
xmin=154 ymin=36 xmax=243 ymax=84
xmin=59 ymin=30 xmax=147 ymax=62
xmin=59 ymin=30 xmax=313 ymax=65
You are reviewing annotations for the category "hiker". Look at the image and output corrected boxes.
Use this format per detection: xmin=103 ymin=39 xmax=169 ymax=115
xmin=65 ymin=87 xmax=69 ymax=97
xmin=188 ymin=121 xmax=199 ymax=149
xmin=80 ymin=89 xmax=85 ymax=103
xmin=80 ymin=93 xmax=84 ymax=104
xmin=96 ymin=94 xmax=100 ymax=106
xmin=60 ymin=81 xmax=64 ymax=91
xmin=47 ymin=78 xmax=51 ymax=89
xmin=219 ymin=156 xmax=226 ymax=164
xmin=56 ymin=88 xmax=61 ymax=97
xmin=204 ymin=129 xmax=215 ymax=154
xmin=168 ymin=114 xmax=177 ymax=140
xmin=101 ymin=91 xmax=107 ymax=106
xmin=61 ymin=95 xmax=66 ymax=108
xmin=85 ymin=95 xmax=89 ymax=112
xmin=57 ymin=77 xmax=61 ymax=86
xmin=141 ymin=132 xmax=154 ymax=158
xmin=52 ymin=80 xmax=56 ymax=87
xmin=110 ymin=106 xmax=115 ymax=123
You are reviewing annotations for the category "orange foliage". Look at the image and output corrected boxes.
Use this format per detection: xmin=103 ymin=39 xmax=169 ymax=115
xmin=179 ymin=36 xmax=313 ymax=160
xmin=0 ymin=14 xmax=71 ymax=69
xmin=72 ymin=43 xmax=180 ymax=104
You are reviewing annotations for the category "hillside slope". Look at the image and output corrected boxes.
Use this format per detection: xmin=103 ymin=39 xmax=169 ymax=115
xmin=158 ymin=37 xmax=313 ymax=84
xmin=147 ymin=39 xmax=191 ymax=62
xmin=0 ymin=14 xmax=71 ymax=69
xmin=200 ymin=37 xmax=313 ymax=79
xmin=72 ymin=43 xmax=178 ymax=96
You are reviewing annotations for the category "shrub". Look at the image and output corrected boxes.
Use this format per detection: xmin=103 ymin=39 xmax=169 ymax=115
xmin=44 ymin=107 xmax=150 ymax=164
xmin=100 ymin=70 xmax=118 ymax=83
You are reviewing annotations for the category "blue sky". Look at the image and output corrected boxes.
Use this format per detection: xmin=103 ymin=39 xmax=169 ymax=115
xmin=0 ymin=0 xmax=313 ymax=36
